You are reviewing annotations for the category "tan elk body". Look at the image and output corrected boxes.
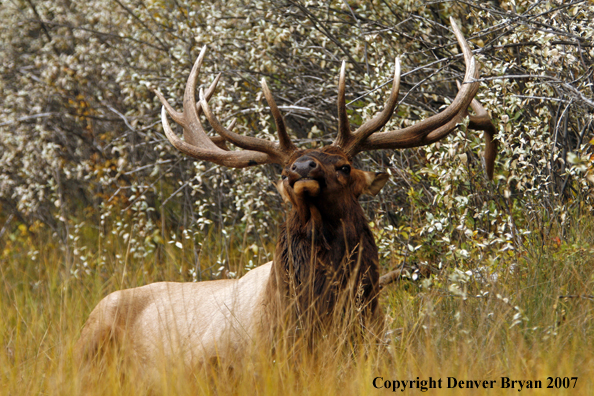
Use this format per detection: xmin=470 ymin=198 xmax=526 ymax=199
xmin=76 ymin=18 xmax=497 ymax=371
xmin=77 ymin=262 xmax=273 ymax=368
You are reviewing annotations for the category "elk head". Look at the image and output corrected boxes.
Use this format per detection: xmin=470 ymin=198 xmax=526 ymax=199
xmin=154 ymin=17 xmax=496 ymax=333
xmin=276 ymin=146 xmax=389 ymax=226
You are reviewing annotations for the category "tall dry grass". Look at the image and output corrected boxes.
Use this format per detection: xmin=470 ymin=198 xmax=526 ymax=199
xmin=1 ymin=215 xmax=594 ymax=395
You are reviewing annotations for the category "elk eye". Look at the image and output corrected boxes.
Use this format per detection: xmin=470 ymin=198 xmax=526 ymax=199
xmin=338 ymin=165 xmax=351 ymax=175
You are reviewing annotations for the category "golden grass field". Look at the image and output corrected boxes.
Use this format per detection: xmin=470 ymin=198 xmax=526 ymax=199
xmin=1 ymin=216 xmax=594 ymax=395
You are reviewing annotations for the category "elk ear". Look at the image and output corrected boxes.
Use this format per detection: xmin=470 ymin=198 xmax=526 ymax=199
xmin=276 ymin=180 xmax=293 ymax=204
xmin=360 ymin=171 xmax=389 ymax=196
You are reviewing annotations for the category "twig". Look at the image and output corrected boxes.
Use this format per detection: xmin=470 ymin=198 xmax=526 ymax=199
xmin=0 ymin=214 xmax=15 ymax=241
xmin=341 ymin=0 xmax=369 ymax=75
xmin=0 ymin=113 xmax=56 ymax=127
xmin=124 ymin=160 xmax=173 ymax=175
xmin=347 ymin=55 xmax=459 ymax=106
xmin=107 ymin=106 xmax=136 ymax=132
xmin=111 ymin=0 xmax=169 ymax=51
xmin=559 ymin=295 xmax=594 ymax=300
xmin=162 ymin=181 xmax=189 ymax=206
xmin=471 ymin=74 xmax=562 ymax=83
xmin=24 ymin=0 xmax=58 ymax=54
xmin=223 ymin=105 xmax=317 ymax=122
xmin=287 ymin=0 xmax=364 ymax=74
xmin=27 ymin=19 xmax=167 ymax=51
xmin=512 ymin=95 xmax=571 ymax=103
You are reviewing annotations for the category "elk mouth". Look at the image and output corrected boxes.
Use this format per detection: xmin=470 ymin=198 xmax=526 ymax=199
xmin=292 ymin=177 xmax=322 ymax=197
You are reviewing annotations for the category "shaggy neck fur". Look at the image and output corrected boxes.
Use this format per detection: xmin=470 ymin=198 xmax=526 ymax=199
xmin=266 ymin=195 xmax=381 ymax=338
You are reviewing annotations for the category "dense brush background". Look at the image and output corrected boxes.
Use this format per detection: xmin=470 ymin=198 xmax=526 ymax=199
xmin=1 ymin=0 xmax=594 ymax=394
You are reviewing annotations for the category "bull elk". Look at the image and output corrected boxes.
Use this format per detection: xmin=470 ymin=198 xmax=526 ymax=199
xmin=76 ymin=18 xmax=496 ymax=372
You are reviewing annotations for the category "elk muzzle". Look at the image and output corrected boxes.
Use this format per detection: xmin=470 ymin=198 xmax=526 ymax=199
xmin=287 ymin=156 xmax=322 ymax=197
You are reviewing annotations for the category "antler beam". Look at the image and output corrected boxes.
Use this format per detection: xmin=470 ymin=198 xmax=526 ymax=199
xmin=334 ymin=17 xmax=496 ymax=180
xmin=154 ymin=46 xmax=296 ymax=168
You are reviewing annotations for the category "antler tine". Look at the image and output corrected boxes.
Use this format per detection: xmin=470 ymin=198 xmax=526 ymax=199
xmin=413 ymin=58 xmax=481 ymax=144
xmin=160 ymin=106 xmax=270 ymax=167
xmin=155 ymin=50 xmax=221 ymax=147
xmin=155 ymin=45 xmax=285 ymax=168
xmin=155 ymin=46 xmax=217 ymax=148
xmin=460 ymin=83 xmax=497 ymax=180
xmin=180 ymin=46 xmax=218 ymax=149
xmin=261 ymin=78 xmax=297 ymax=154
xmin=154 ymin=89 xmax=187 ymax=128
xmin=199 ymin=88 xmax=290 ymax=164
xmin=157 ymin=71 xmax=229 ymax=149
xmin=334 ymin=61 xmax=352 ymax=148
xmin=356 ymin=58 xmax=478 ymax=149
xmin=195 ymin=72 xmax=222 ymax=116
xmin=451 ymin=17 xmax=474 ymax=82
xmin=197 ymin=73 xmax=230 ymax=149
xmin=470 ymin=100 xmax=497 ymax=180
xmin=338 ymin=57 xmax=401 ymax=155
xmin=379 ymin=53 xmax=481 ymax=148
xmin=348 ymin=18 xmax=486 ymax=164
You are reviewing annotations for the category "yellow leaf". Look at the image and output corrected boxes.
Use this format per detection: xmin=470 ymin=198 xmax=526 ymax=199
xmin=18 ymin=224 xmax=28 ymax=236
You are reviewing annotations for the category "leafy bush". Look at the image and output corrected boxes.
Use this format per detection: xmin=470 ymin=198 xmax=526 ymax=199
xmin=1 ymin=0 xmax=593 ymax=280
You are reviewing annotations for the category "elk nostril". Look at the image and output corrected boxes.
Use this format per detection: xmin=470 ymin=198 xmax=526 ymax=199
xmin=291 ymin=165 xmax=297 ymax=171
xmin=308 ymin=161 xmax=316 ymax=168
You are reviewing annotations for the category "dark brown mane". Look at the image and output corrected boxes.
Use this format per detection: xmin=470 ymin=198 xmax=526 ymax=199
xmin=273 ymin=206 xmax=380 ymax=328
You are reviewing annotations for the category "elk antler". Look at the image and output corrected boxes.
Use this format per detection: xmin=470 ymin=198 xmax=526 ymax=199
xmin=154 ymin=46 xmax=296 ymax=168
xmin=334 ymin=18 xmax=497 ymax=179
xmin=467 ymin=94 xmax=498 ymax=180
xmin=334 ymin=57 xmax=401 ymax=152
